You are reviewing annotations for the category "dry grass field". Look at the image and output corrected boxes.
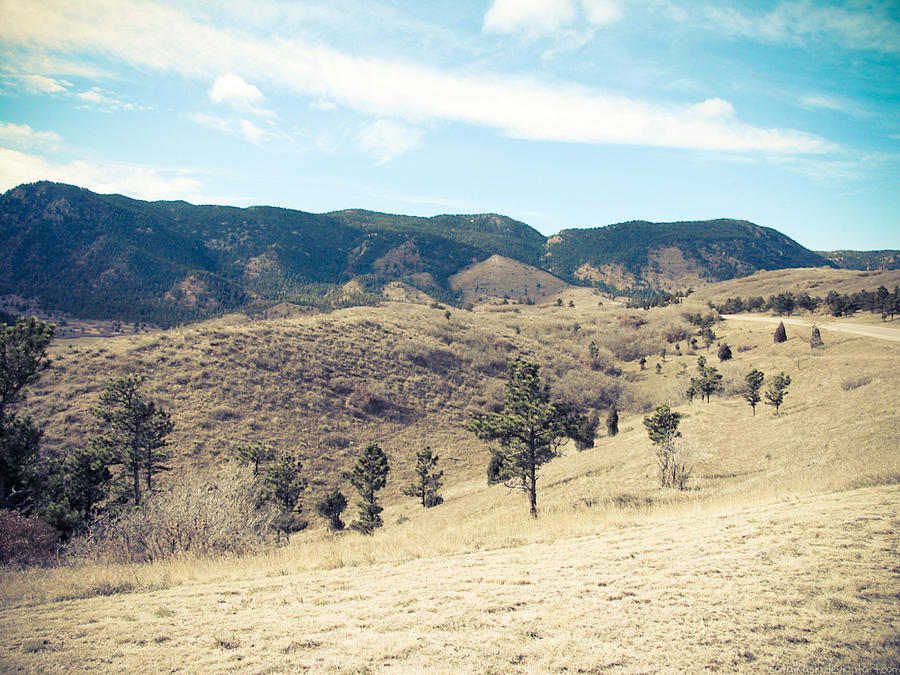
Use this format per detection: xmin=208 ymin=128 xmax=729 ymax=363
xmin=2 ymin=270 xmax=899 ymax=672
xmin=688 ymin=267 xmax=900 ymax=307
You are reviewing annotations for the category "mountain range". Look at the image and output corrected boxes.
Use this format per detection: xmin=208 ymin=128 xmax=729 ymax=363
xmin=1 ymin=181 xmax=893 ymax=326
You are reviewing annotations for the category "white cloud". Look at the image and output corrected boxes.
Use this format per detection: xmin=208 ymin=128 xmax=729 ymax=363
xmin=0 ymin=121 xmax=62 ymax=148
xmin=484 ymin=0 xmax=577 ymax=36
xmin=76 ymin=86 xmax=145 ymax=111
xmin=581 ymin=0 xmax=623 ymax=26
xmin=799 ymin=93 xmax=870 ymax=120
xmin=189 ymin=113 xmax=268 ymax=144
xmin=210 ymin=72 xmax=264 ymax=105
xmin=706 ymin=2 xmax=900 ymax=53
xmin=21 ymin=73 xmax=69 ymax=93
xmin=0 ymin=0 xmax=829 ymax=155
xmin=239 ymin=119 xmax=265 ymax=144
xmin=691 ymin=97 xmax=735 ymax=118
xmin=483 ymin=0 xmax=621 ymax=36
xmin=0 ymin=146 xmax=202 ymax=201
xmin=358 ymin=119 xmax=422 ymax=164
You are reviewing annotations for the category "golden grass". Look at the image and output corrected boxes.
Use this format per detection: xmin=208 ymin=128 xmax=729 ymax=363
xmin=4 ymin=279 xmax=899 ymax=672
xmin=688 ymin=266 xmax=900 ymax=306
xmin=1 ymin=485 xmax=897 ymax=672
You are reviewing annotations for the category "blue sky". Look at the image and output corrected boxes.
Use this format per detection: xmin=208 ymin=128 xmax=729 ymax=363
xmin=0 ymin=0 xmax=898 ymax=250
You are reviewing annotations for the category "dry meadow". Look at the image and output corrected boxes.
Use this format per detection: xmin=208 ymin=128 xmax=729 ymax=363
xmin=2 ymin=273 xmax=899 ymax=673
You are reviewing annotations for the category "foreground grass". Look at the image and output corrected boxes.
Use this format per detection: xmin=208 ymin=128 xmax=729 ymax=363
xmin=1 ymin=484 xmax=897 ymax=673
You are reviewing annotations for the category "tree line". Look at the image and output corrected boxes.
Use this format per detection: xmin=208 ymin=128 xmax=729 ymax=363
xmin=714 ymin=285 xmax=900 ymax=319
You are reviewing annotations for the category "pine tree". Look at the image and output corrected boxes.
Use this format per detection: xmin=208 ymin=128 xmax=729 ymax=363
xmin=403 ymin=446 xmax=443 ymax=507
xmin=265 ymin=454 xmax=307 ymax=538
xmin=235 ymin=442 xmax=276 ymax=475
xmin=466 ymin=359 xmax=590 ymax=518
xmin=643 ymin=404 xmax=683 ymax=487
xmin=315 ymin=488 xmax=348 ymax=531
xmin=0 ymin=316 xmax=56 ymax=510
xmin=764 ymin=373 xmax=791 ymax=415
xmin=810 ymin=325 xmax=824 ymax=349
xmin=345 ymin=443 xmax=390 ymax=534
xmin=743 ymin=369 xmax=765 ymax=416
xmin=91 ymin=374 xmax=173 ymax=505
xmin=606 ymin=406 xmax=619 ymax=437
xmin=717 ymin=343 xmax=732 ymax=361
xmin=773 ymin=321 xmax=787 ymax=343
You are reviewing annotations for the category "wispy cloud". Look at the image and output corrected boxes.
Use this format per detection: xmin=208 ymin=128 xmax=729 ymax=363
xmin=76 ymin=86 xmax=147 ymax=112
xmin=0 ymin=121 xmax=62 ymax=148
xmin=0 ymin=146 xmax=204 ymax=201
xmin=189 ymin=113 xmax=269 ymax=145
xmin=0 ymin=0 xmax=830 ymax=154
xmin=799 ymin=93 xmax=871 ymax=120
xmin=358 ymin=119 xmax=422 ymax=164
xmin=483 ymin=0 xmax=622 ymax=36
xmin=705 ymin=1 xmax=900 ymax=53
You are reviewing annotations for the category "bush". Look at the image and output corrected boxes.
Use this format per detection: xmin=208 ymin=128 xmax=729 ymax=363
xmin=67 ymin=466 xmax=279 ymax=563
xmin=0 ymin=510 xmax=59 ymax=565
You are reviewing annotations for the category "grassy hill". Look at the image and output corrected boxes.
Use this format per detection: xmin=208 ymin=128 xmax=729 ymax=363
xmin=819 ymin=250 xmax=900 ymax=271
xmin=2 ymin=269 xmax=899 ymax=671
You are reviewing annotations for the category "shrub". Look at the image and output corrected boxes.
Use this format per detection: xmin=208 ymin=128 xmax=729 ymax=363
xmin=717 ymin=343 xmax=733 ymax=361
xmin=67 ymin=465 xmax=278 ymax=563
xmin=0 ymin=510 xmax=59 ymax=565
xmin=841 ymin=375 xmax=872 ymax=391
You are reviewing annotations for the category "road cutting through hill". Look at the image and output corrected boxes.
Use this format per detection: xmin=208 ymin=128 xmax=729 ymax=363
xmin=722 ymin=314 xmax=900 ymax=342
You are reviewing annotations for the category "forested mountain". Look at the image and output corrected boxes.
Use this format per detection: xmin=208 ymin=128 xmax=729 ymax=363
xmin=544 ymin=219 xmax=832 ymax=292
xmin=0 ymin=183 xmax=542 ymax=325
xmin=817 ymin=250 xmax=900 ymax=271
xmin=1 ymin=182 xmax=844 ymax=325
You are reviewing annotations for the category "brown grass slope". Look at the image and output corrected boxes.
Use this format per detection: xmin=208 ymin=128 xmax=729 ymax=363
xmin=689 ymin=267 xmax=900 ymax=306
xmin=450 ymin=254 xmax=571 ymax=304
xmin=3 ymin=285 xmax=899 ymax=672
xmin=21 ymin=295 xmax=650 ymax=508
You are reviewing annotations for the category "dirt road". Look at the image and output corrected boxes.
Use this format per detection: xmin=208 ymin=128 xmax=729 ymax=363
xmin=722 ymin=314 xmax=900 ymax=343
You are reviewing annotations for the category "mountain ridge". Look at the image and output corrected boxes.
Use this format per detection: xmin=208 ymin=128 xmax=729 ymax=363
xmin=0 ymin=180 xmax=865 ymax=325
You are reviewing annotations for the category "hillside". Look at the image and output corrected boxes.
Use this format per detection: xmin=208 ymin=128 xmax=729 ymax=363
xmin=819 ymin=249 xmax=900 ymax=271
xmin=2 ymin=289 xmax=899 ymax=672
xmin=0 ymin=182 xmax=862 ymax=328
xmin=545 ymin=219 xmax=832 ymax=291
xmin=688 ymin=267 xmax=900 ymax=306
xmin=449 ymin=254 xmax=570 ymax=304
xmin=0 ymin=183 xmax=545 ymax=326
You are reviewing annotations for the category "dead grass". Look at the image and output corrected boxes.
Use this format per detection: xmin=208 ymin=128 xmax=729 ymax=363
xmin=4 ymin=275 xmax=900 ymax=672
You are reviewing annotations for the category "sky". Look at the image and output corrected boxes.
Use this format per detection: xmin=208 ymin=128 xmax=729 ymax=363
xmin=0 ymin=0 xmax=898 ymax=251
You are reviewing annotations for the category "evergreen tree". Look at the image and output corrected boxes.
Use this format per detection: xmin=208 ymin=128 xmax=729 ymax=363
xmin=91 ymin=374 xmax=173 ymax=505
xmin=643 ymin=404 xmax=683 ymax=488
xmin=773 ymin=321 xmax=787 ymax=343
xmin=345 ymin=443 xmax=390 ymax=534
xmin=0 ymin=317 xmax=56 ymax=511
xmin=235 ymin=442 xmax=276 ymax=475
xmin=700 ymin=326 xmax=716 ymax=351
xmin=265 ymin=454 xmax=306 ymax=535
xmin=743 ymin=369 xmax=765 ymax=416
xmin=606 ymin=405 xmax=619 ymax=437
xmin=466 ymin=359 xmax=590 ymax=518
xmin=717 ymin=343 xmax=732 ymax=361
xmin=764 ymin=373 xmax=791 ymax=415
xmin=315 ymin=488 xmax=348 ymax=531
xmin=403 ymin=446 xmax=443 ymax=507
xmin=810 ymin=325 xmax=824 ymax=349
xmin=693 ymin=356 xmax=723 ymax=403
